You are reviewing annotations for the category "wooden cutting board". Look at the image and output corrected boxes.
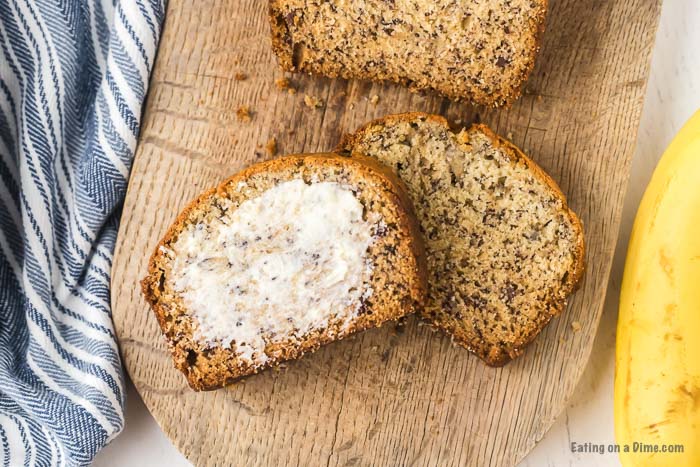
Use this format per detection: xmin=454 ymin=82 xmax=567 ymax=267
xmin=111 ymin=0 xmax=662 ymax=465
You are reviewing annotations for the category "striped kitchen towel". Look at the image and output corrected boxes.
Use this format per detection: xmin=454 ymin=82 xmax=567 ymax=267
xmin=0 ymin=1 xmax=165 ymax=465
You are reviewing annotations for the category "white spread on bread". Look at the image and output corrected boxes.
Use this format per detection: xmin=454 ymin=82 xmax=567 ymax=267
xmin=170 ymin=179 xmax=375 ymax=365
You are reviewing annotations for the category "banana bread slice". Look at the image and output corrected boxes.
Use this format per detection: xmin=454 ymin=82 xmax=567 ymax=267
xmin=142 ymin=154 xmax=426 ymax=390
xmin=268 ymin=0 xmax=547 ymax=106
xmin=338 ymin=113 xmax=585 ymax=365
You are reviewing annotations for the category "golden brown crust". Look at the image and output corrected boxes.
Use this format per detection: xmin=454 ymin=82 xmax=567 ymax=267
xmin=268 ymin=1 xmax=548 ymax=107
xmin=141 ymin=153 xmax=427 ymax=390
xmin=268 ymin=3 xmax=295 ymax=71
xmin=337 ymin=112 xmax=585 ymax=366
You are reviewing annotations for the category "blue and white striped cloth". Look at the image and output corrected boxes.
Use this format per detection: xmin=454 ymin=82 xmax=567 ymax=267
xmin=0 ymin=1 xmax=164 ymax=465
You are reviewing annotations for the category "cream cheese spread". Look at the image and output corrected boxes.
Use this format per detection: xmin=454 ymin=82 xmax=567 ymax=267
xmin=170 ymin=179 xmax=376 ymax=365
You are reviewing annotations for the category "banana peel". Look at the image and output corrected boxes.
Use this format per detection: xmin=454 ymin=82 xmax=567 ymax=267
xmin=615 ymin=110 xmax=700 ymax=466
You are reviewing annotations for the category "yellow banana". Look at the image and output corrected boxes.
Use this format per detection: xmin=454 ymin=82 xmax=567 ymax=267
xmin=615 ymin=110 xmax=700 ymax=466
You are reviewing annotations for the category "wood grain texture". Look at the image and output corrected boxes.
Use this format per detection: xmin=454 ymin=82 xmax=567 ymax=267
xmin=111 ymin=1 xmax=662 ymax=465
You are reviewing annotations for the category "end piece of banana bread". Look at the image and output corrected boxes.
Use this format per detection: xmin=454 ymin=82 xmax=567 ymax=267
xmin=269 ymin=0 xmax=547 ymax=106
xmin=338 ymin=113 xmax=584 ymax=365
xmin=142 ymin=154 xmax=426 ymax=390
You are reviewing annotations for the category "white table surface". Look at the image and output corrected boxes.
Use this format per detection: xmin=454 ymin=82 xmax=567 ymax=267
xmin=94 ymin=1 xmax=700 ymax=465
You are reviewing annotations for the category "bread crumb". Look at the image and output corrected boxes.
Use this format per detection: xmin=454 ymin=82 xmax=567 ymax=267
xmin=275 ymin=77 xmax=292 ymax=90
xmin=454 ymin=119 xmax=462 ymax=126
xmin=265 ymin=138 xmax=277 ymax=156
xmin=275 ymin=77 xmax=290 ymax=89
xmin=369 ymin=94 xmax=380 ymax=105
xmin=507 ymin=132 xmax=514 ymax=140
xmin=304 ymin=95 xmax=323 ymax=109
xmin=349 ymin=103 xmax=355 ymax=110
xmin=236 ymin=106 xmax=251 ymax=122
xmin=234 ymin=72 xmax=247 ymax=81
xmin=571 ymin=321 xmax=582 ymax=333
xmin=288 ymin=88 xmax=297 ymax=95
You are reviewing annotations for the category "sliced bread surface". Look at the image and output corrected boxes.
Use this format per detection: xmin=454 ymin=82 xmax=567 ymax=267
xmin=338 ymin=113 xmax=585 ymax=365
xmin=269 ymin=0 xmax=547 ymax=106
xmin=142 ymin=154 xmax=426 ymax=390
